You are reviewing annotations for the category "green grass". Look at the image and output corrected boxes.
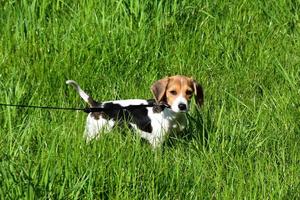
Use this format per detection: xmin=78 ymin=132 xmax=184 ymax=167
xmin=0 ymin=0 xmax=300 ymax=199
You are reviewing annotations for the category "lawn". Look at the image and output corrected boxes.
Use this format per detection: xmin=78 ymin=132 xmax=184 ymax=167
xmin=0 ymin=0 xmax=299 ymax=199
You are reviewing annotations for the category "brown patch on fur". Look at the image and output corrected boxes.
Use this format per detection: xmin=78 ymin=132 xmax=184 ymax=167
xmin=91 ymin=112 xmax=101 ymax=120
xmin=151 ymin=77 xmax=169 ymax=103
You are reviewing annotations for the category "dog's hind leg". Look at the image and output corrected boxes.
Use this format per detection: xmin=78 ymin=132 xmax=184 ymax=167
xmin=84 ymin=114 xmax=115 ymax=142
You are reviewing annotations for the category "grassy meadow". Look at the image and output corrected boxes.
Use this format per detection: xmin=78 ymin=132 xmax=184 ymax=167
xmin=0 ymin=0 xmax=300 ymax=199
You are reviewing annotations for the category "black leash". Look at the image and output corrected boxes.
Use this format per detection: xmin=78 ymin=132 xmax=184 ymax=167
xmin=0 ymin=102 xmax=170 ymax=113
xmin=0 ymin=103 xmax=86 ymax=112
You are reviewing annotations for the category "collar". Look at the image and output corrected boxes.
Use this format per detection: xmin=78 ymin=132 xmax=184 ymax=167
xmin=152 ymin=101 xmax=171 ymax=113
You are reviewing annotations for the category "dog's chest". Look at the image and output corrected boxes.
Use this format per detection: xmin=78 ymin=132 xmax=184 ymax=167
xmin=147 ymin=108 xmax=187 ymax=134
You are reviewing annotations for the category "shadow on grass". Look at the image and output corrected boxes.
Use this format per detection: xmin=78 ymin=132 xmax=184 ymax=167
xmin=164 ymin=108 xmax=215 ymax=150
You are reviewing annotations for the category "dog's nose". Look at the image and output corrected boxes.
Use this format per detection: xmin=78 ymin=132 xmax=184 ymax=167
xmin=178 ymin=103 xmax=187 ymax=111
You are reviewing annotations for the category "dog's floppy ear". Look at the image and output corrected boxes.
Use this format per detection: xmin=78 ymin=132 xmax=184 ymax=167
xmin=192 ymin=80 xmax=204 ymax=106
xmin=151 ymin=77 xmax=169 ymax=103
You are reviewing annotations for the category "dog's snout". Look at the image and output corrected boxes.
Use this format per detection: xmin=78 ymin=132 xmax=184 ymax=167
xmin=178 ymin=103 xmax=187 ymax=111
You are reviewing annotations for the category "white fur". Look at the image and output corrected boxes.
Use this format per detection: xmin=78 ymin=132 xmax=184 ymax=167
xmin=102 ymin=99 xmax=149 ymax=106
xmin=145 ymin=107 xmax=187 ymax=147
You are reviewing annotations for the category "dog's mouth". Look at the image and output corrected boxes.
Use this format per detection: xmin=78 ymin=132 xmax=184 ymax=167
xmin=169 ymin=103 xmax=189 ymax=113
xmin=176 ymin=109 xmax=188 ymax=113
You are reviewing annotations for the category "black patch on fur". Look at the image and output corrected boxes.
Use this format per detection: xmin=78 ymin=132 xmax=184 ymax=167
xmin=93 ymin=102 xmax=153 ymax=133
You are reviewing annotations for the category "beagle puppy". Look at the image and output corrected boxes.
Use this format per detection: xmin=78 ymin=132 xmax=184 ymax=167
xmin=66 ymin=75 xmax=203 ymax=148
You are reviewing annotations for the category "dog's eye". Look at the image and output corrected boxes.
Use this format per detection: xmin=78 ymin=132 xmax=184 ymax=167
xmin=186 ymin=90 xmax=193 ymax=96
xmin=169 ymin=90 xmax=177 ymax=95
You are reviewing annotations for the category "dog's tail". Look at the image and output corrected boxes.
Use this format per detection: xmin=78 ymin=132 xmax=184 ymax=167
xmin=66 ymin=80 xmax=98 ymax=107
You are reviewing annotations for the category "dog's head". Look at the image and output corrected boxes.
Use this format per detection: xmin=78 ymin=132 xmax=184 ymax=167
xmin=151 ymin=75 xmax=204 ymax=113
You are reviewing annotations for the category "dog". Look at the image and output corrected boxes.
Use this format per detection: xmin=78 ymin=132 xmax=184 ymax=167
xmin=66 ymin=75 xmax=203 ymax=148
